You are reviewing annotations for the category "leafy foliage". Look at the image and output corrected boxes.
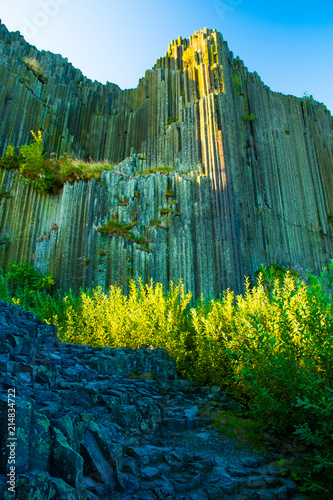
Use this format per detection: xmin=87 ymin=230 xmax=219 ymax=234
xmin=0 ymin=261 xmax=333 ymax=495
xmin=18 ymin=130 xmax=50 ymax=191
xmin=5 ymin=261 xmax=54 ymax=291
xmin=0 ymin=262 xmax=55 ymax=312
xmin=56 ymin=280 xmax=192 ymax=369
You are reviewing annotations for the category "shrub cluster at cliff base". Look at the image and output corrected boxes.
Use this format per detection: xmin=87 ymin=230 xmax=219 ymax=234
xmin=0 ymin=261 xmax=332 ymax=496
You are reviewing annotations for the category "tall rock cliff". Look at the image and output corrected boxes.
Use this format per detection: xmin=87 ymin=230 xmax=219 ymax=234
xmin=0 ymin=22 xmax=332 ymax=297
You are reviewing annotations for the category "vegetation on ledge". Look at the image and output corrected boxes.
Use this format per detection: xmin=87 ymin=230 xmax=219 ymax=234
xmin=160 ymin=207 xmax=173 ymax=215
xmin=95 ymin=220 xmax=148 ymax=247
xmin=137 ymin=166 xmax=174 ymax=176
xmin=22 ymin=57 xmax=46 ymax=83
xmin=0 ymin=130 xmax=114 ymax=194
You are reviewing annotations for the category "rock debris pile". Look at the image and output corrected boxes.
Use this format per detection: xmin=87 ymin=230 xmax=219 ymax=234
xmin=0 ymin=300 xmax=304 ymax=499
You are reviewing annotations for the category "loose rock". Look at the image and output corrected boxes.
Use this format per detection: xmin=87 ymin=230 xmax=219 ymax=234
xmin=0 ymin=300 xmax=305 ymax=499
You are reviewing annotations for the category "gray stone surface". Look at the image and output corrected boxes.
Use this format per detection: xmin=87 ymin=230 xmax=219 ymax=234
xmin=0 ymin=300 xmax=306 ymax=499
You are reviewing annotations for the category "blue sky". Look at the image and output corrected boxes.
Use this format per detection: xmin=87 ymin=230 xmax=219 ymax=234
xmin=1 ymin=0 xmax=333 ymax=112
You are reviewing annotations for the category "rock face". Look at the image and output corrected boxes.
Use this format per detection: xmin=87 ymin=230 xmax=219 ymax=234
xmin=0 ymin=22 xmax=332 ymax=296
xmin=0 ymin=299 xmax=304 ymax=499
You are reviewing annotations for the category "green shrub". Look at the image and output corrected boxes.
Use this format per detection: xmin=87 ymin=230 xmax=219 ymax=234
xmin=56 ymin=280 xmax=192 ymax=366
xmin=18 ymin=131 xmax=51 ymax=192
xmin=189 ymin=268 xmax=333 ymax=495
xmin=0 ymin=265 xmax=80 ymax=325
xmin=0 ymin=262 xmax=55 ymax=311
xmin=255 ymin=263 xmax=299 ymax=291
xmin=5 ymin=261 xmax=54 ymax=292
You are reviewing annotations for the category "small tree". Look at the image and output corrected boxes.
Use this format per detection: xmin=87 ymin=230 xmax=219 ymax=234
xmin=18 ymin=130 xmax=59 ymax=193
xmin=6 ymin=261 xmax=54 ymax=292
xmin=19 ymin=130 xmax=46 ymax=181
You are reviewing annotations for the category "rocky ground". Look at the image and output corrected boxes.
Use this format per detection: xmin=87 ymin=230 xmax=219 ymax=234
xmin=0 ymin=299 xmax=305 ymax=499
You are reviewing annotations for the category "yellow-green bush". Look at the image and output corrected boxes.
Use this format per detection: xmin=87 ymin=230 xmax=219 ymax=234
xmin=57 ymin=279 xmax=192 ymax=370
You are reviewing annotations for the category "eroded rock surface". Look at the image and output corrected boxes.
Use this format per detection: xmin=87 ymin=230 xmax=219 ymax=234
xmin=0 ymin=300 xmax=305 ymax=499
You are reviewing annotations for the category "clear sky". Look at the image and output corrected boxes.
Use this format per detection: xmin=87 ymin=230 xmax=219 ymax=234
xmin=1 ymin=0 xmax=333 ymax=112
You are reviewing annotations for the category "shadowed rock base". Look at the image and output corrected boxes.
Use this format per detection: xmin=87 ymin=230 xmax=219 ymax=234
xmin=0 ymin=300 xmax=305 ymax=499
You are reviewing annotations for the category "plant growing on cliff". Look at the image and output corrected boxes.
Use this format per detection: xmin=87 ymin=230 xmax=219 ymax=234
xmin=19 ymin=130 xmax=47 ymax=181
xmin=165 ymin=117 xmax=178 ymax=127
xmin=243 ymin=113 xmax=256 ymax=123
xmin=138 ymin=166 xmax=174 ymax=176
xmin=0 ymin=131 xmax=114 ymax=193
xmin=160 ymin=207 xmax=173 ymax=215
xmin=164 ymin=190 xmax=175 ymax=199
xmin=150 ymin=219 xmax=162 ymax=226
xmin=95 ymin=220 xmax=149 ymax=247
xmin=18 ymin=131 xmax=63 ymax=193
xmin=0 ymin=188 xmax=12 ymax=198
xmin=22 ymin=57 xmax=46 ymax=83
xmin=232 ymin=74 xmax=243 ymax=95
xmin=96 ymin=220 xmax=138 ymax=238
xmin=117 ymin=197 xmax=129 ymax=206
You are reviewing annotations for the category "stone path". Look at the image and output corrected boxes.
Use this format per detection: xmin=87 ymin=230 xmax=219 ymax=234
xmin=0 ymin=300 xmax=305 ymax=499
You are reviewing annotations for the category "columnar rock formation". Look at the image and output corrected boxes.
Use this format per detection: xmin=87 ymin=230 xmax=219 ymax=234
xmin=0 ymin=22 xmax=332 ymax=296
